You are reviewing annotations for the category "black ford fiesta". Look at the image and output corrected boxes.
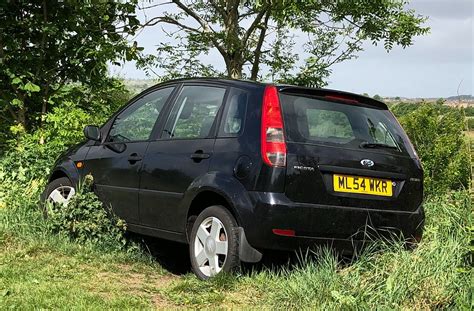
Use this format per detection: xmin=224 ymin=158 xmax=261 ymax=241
xmin=43 ymin=78 xmax=424 ymax=279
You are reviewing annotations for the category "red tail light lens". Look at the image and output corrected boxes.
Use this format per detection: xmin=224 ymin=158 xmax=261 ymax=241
xmin=272 ymin=229 xmax=295 ymax=237
xmin=261 ymin=85 xmax=286 ymax=167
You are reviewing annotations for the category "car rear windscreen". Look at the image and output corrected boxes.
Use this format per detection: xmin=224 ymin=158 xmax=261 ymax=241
xmin=279 ymin=92 xmax=414 ymax=156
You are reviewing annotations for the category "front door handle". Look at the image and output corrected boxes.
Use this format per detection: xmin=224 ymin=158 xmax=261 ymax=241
xmin=190 ymin=150 xmax=210 ymax=161
xmin=128 ymin=153 xmax=142 ymax=164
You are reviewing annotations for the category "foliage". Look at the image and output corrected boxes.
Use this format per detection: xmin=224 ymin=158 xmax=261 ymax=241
xmin=464 ymin=106 xmax=474 ymax=117
xmin=140 ymin=0 xmax=428 ymax=85
xmin=0 ymin=0 xmax=142 ymax=131
xmin=467 ymin=117 xmax=474 ymax=130
xmin=0 ymin=81 xmax=130 ymax=185
xmin=390 ymin=102 xmax=420 ymax=117
xmin=46 ymin=175 xmax=127 ymax=250
xmin=398 ymin=104 xmax=471 ymax=194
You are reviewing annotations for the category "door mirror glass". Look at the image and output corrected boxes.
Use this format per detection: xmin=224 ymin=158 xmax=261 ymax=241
xmin=84 ymin=125 xmax=101 ymax=141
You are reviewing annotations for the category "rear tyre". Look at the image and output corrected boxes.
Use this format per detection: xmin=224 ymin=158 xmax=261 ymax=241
xmin=189 ymin=205 xmax=240 ymax=280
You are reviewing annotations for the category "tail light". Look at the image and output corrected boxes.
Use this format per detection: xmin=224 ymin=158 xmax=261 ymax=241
xmin=261 ymin=85 xmax=286 ymax=167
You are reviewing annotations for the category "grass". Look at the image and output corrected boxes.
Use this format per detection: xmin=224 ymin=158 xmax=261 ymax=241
xmin=0 ymin=236 xmax=167 ymax=309
xmin=0 ymin=180 xmax=472 ymax=309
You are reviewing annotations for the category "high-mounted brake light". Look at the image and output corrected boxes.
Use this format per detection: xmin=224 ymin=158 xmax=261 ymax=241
xmin=325 ymin=95 xmax=359 ymax=104
xmin=261 ymin=85 xmax=287 ymax=167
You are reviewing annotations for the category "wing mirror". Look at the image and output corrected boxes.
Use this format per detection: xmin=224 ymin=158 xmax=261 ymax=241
xmin=83 ymin=125 xmax=101 ymax=141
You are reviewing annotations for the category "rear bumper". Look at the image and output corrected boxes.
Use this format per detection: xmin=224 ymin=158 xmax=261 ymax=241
xmin=242 ymin=192 xmax=425 ymax=252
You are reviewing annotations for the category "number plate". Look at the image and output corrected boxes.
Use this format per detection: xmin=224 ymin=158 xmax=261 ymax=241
xmin=333 ymin=174 xmax=392 ymax=197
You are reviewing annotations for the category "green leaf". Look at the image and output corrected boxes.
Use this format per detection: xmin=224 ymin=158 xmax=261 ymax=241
xmin=24 ymin=82 xmax=40 ymax=93
xmin=11 ymin=98 xmax=22 ymax=107
xmin=11 ymin=77 xmax=22 ymax=85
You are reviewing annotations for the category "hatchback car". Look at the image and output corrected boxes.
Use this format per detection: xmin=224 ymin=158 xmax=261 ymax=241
xmin=43 ymin=78 xmax=424 ymax=279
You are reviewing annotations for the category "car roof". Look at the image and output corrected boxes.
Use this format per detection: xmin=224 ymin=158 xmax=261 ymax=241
xmin=146 ymin=77 xmax=387 ymax=109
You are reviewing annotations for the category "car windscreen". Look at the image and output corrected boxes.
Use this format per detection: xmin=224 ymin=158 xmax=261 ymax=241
xmin=279 ymin=92 xmax=413 ymax=155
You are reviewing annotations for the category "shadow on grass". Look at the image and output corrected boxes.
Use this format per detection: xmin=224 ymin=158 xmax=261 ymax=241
xmin=126 ymin=231 xmax=361 ymax=277
xmin=126 ymin=232 xmax=192 ymax=275
xmin=125 ymin=232 xmax=304 ymax=276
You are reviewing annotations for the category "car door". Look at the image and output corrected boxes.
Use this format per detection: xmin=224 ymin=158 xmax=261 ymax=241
xmin=139 ymin=84 xmax=228 ymax=232
xmin=84 ymin=87 xmax=175 ymax=224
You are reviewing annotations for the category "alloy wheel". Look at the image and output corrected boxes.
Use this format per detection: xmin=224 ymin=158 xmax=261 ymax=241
xmin=193 ymin=216 xmax=228 ymax=277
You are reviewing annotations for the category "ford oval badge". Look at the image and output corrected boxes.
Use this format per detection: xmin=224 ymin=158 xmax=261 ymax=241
xmin=360 ymin=159 xmax=374 ymax=168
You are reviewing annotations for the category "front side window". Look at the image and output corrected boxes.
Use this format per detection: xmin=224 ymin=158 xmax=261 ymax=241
xmin=163 ymin=85 xmax=226 ymax=139
xmin=108 ymin=87 xmax=173 ymax=142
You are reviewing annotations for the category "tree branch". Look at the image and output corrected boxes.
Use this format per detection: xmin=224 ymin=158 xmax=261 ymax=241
xmin=250 ymin=12 xmax=270 ymax=80
xmin=138 ymin=2 xmax=173 ymax=10
xmin=171 ymin=0 xmax=216 ymax=34
xmin=243 ymin=7 xmax=268 ymax=47
xmin=208 ymin=0 xmax=227 ymax=19
xmin=170 ymin=0 xmax=228 ymax=62
xmin=142 ymin=16 xmax=200 ymax=33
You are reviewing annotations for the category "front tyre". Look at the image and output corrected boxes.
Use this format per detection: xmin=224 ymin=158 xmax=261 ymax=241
xmin=189 ymin=205 xmax=240 ymax=280
xmin=43 ymin=177 xmax=75 ymax=206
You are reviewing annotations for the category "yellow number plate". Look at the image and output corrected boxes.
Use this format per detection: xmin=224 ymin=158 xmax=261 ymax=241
xmin=333 ymin=174 xmax=392 ymax=197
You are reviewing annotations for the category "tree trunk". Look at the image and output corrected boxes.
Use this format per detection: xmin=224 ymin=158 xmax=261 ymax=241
xmin=228 ymin=57 xmax=243 ymax=79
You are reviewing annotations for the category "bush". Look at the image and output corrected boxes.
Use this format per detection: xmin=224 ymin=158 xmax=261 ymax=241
xmin=467 ymin=117 xmax=474 ymax=131
xmin=464 ymin=106 xmax=474 ymax=117
xmin=398 ymin=104 xmax=471 ymax=195
xmin=0 ymin=80 xmax=130 ymax=187
xmin=390 ymin=102 xmax=419 ymax=117
xmin=46 ymin=175 xmax=127 ymax=250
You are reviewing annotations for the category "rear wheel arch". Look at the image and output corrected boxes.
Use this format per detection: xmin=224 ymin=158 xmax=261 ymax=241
xmin=186 ymin=190 xmax=240 ymax=242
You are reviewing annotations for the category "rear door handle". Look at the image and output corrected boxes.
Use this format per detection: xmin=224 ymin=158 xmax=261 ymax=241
xmin=128 ymin=153 xmax=143 ymax=163
xmin=190 ymin=151 xmax=210 ymax=160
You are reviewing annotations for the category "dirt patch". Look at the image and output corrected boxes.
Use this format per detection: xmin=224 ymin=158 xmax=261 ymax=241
xmin=93 ymin=263 xmax=181 ymax=307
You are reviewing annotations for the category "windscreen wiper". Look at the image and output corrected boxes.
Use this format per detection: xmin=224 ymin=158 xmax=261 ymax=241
xmin=360 ymin=142 xmax=398 ymax=149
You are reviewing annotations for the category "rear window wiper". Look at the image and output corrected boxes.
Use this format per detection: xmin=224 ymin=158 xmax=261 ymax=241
xmin=360 ymin=142 xmax=398 ymax=149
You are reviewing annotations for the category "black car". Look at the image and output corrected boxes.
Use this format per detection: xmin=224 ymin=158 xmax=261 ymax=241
xmin=43 ymin=78 xmax=424 ymax=279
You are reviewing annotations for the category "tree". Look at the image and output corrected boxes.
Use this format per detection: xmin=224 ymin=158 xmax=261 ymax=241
xmin=0 ymin=0 xmax=142 ymax=131
xmin=141 ymin=0 xmax=428 ymax=85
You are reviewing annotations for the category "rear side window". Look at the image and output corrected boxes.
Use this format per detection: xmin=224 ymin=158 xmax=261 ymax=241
xmin=280 ymin=93 xmax=407 ymax=153
xmin=163 ymin=85 xmax=226 ymax=139
xmin=218 ymin=88 xmax=248 ymax=137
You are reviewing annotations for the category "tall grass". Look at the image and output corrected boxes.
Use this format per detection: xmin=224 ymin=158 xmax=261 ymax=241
xmin=252 ymin=191 xmax=473 ymax=310
xmin=160 ymin=191 xmax=472 ymax=309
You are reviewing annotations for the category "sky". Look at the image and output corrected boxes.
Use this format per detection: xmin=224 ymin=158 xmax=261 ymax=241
xmin=113 ymin=0 xmax=473 ymax=98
